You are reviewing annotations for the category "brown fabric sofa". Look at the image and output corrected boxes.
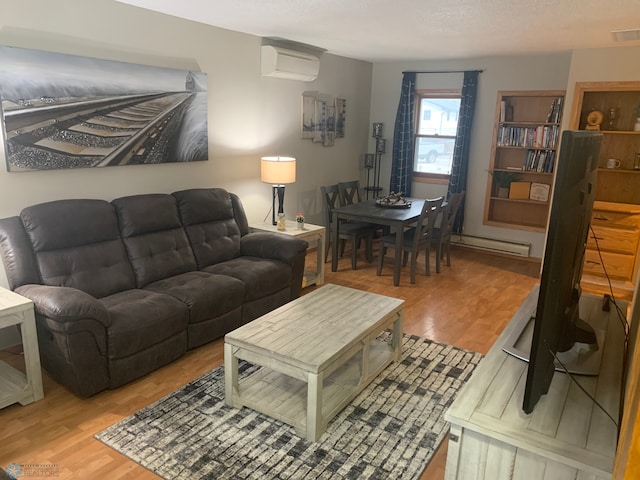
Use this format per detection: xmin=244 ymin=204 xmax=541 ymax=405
xmin=0 ymin=188 xmax=308 ymax=397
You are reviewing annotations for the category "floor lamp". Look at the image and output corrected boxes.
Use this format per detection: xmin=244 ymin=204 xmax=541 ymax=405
xmin=260 ymin=156 xmax=297 ymax=225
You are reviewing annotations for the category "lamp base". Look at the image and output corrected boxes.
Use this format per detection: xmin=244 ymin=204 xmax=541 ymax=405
xmin=271 ymin=185 xmax=286 ymax=225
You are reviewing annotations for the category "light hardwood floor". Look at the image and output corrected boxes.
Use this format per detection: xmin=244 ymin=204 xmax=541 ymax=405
xmin=0 ymin=245 xmax=541 ymax=479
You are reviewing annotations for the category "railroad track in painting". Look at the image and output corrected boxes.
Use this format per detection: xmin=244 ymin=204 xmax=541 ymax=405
xmin=2 ymin=92 xmax=194 ymax=170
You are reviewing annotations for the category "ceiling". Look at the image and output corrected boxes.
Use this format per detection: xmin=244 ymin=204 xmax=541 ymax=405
xmin=114 ymin=0 xmax=640 ymax=62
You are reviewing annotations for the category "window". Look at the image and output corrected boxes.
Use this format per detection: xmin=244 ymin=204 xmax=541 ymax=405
xmin=413 ymin=90 xmax=461 ymax=179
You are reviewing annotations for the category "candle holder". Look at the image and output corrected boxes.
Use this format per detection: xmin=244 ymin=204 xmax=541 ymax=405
xmin=364 ymin=123 xmax=386 ymax=200
xmin=607 ymin=108 xmax=617 ymax=130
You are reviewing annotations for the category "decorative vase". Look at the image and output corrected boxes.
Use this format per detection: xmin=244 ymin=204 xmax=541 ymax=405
xmin=634 ymin=118 xmax=640 ymax=132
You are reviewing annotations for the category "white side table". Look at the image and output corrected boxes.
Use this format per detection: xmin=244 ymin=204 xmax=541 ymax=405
xmin=0 ymin=287 xmax=44 ymax=409
xmin=250 ymin=220 xmax=325 ymax=287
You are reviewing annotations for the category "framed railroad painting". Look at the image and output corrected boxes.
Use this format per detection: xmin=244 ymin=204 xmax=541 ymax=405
xmin=0 ymin=45 xmax=208 ymax=172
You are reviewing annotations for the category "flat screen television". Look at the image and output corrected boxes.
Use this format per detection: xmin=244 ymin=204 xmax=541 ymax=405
xmin=522 ymin=130 xmax=603 ymax=414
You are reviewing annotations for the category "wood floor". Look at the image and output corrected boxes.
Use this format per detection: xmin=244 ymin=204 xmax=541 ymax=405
xmin=0 ymin=245 xmax=541 ymax=479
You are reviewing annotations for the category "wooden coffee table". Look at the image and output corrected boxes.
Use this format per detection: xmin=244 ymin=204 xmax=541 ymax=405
xmin=224 ymin=283 xmax=404 ymax=441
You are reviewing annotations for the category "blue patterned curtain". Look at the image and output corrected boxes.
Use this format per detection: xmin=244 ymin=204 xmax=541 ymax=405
xmin=447 ymin=70 xmax=479 ymax=234
xmin=390 ymin=72 xmax=416 ymax=196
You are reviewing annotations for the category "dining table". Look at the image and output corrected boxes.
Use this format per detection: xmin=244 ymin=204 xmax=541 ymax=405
xmin=331 ymin=198 xmax=427 ymax=286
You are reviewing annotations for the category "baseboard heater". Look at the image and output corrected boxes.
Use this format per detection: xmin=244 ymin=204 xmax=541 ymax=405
xmin=452 ymin=234 xmax=531 ymax=257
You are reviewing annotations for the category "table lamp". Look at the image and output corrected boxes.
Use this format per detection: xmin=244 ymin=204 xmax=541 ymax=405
xmin=260 ymin=156 xmax=296 ymax=225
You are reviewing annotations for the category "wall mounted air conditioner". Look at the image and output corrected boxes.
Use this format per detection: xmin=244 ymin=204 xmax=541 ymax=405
xmin=261 ymin=45 xmax=320 ymax=82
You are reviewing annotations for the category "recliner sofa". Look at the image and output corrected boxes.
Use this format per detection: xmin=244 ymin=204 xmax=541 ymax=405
xmin=0 ymin=188 xmax=308 ymax=397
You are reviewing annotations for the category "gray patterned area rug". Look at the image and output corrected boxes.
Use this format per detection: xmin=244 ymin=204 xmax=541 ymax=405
xmin=96 ymin=333 xmax=482 ymax=480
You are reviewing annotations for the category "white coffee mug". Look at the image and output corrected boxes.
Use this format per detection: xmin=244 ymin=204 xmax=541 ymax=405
xmin=606 ymin=158 xmax=621 ymax=169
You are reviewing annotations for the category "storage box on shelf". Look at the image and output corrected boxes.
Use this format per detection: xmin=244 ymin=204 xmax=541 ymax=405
xmin=484 ymin=90 xmax=565 ymax=232
xmin=569 ymin=82 xmax=640 ymax=301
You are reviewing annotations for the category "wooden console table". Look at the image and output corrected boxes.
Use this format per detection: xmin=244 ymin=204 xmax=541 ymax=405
xmin=445 ymin=285 xmax=624 ymax=479
xmin=0 ymin=287 xmax=44 ymax=409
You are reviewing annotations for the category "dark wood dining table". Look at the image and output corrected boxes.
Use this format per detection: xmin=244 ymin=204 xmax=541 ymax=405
xmin=331 ymin=198 xmax=426 ymax=286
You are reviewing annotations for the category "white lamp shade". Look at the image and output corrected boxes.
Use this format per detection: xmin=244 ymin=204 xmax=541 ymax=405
xmin=261 ymin=156 xmax=296 ymax=184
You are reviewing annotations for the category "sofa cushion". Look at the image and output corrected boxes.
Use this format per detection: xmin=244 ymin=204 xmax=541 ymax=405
xmin=100 ymin=289 xmax=189 ymax=359
xmin=20 ymin=199 xmax=135 ymax=298
xmin=202 ymin=256 xmax=292 ymax=300
xmin=113 ymin=194 xmax=197 ymax=287
xmin=0 ymin=216 xmax=42 ymax=290
xmin=173 ymin=188 xmax=243 ymax=268
xmin=144 ymin=271 xmax=245 ymax=325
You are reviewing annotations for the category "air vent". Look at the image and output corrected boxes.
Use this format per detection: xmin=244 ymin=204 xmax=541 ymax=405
xmin=612 ymin=28 xmax=640 ymax=42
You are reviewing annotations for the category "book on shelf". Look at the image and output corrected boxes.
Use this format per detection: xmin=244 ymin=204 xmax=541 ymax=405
xmin=545 ymin=97 xmax=564 ymax=124
xmin=499 ymin=100 xmax=513 ymax=122
xmin=497 ymin=125 xmax=559 ymax=149
xmin=524 ymin=150 xmax=555 ymax=172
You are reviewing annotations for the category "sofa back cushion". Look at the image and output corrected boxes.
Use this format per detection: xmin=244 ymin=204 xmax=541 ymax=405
xmin=172 ymin=188 xmax=245 ymax=269
xmin=20 ymin=199 xmax=136 ymax=298
xmin=0 ymin=216 xmax=42 ymax=290
xmin=113 ymin=194 xmax=196 ymax=287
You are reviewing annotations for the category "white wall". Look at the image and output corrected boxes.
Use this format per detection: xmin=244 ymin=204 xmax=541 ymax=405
xmin=0 ymin=0 xmax=372 ymax=346
xmin=370 ymin=54 xmax=572 ymax=259
xmin=0 ymin=0 xmax=372 ymax=280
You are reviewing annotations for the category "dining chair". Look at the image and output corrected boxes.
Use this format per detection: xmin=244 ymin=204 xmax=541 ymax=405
xmin=339 ymin=179 xmax=388 ymax=236
xmin=431 ymin=191 xmax=465 ymax=273
xmin=376 ymin=196 xmax=445 ymax=284
xmin=338 ymin=180 xmax=363 ymax=206
xmin=321 ymin=184 xmax=376 ymax=269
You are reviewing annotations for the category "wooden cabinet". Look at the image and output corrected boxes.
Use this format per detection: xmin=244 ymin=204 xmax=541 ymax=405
xmin=569 ymin=82 xmax=640 ymax=301
xmin=484 ymin=91 xmax=565 ymax=232
xmin=444 ymin=286 xmax=624 ymax=480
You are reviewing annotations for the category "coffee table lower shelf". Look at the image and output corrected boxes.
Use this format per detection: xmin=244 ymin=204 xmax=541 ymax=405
xmin=226 ymin=334 xmax=399 ymax=441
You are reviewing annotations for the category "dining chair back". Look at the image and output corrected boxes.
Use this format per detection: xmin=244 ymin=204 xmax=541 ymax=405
xmin=376 ymin=196 xmax=445 ymax=284
xmin=321 ymin=184 xmax=376 ymax=269
xmin=432 ymin=191 xmax=465 ymax=273
xmin=339 ymin=179 xmax=389 ymax=236
xmin=338 ymin=180 xmax=362 ymax=205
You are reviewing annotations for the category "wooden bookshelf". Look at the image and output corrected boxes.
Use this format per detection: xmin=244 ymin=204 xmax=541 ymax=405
xmin=569 ymin=81 xmax=640 ymax=301
xmin=484 ymin=91 xmax=565 ymax=232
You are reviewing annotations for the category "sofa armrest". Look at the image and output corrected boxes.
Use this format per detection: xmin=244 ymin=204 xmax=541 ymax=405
xmin=240 ymin=232 xmax=308 ymax=265
xmin=15 ymin=284 xmax=112 ymax=397
xmin=15 ymin=284 xmax=110 ymax=328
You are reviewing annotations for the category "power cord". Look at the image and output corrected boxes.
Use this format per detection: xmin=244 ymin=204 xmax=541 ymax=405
xmin=262 ymin=188 xmax=276 ymax=224
xmin=530 ymin=225 xmax=631 ymax=432
xmin=550 ymin=349 xmax=618 ymax=427
xmin=587 ymin=223 xmax=630 ymax=432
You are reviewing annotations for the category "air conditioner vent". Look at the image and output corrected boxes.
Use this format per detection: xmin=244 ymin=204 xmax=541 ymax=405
xmin=261 ymin=46 xmax=319 ymax=82
xmin=612 ymin=28 xmax=640 ymax=42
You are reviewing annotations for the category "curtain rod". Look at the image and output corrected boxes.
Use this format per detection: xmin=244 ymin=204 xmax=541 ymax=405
xmin=402 ymin=69 xmax=483 ymax=74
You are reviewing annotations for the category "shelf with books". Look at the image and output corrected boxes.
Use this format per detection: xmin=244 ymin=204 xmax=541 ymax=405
xmin=496 ymin=124 xmax=560 ymax=150
xmin=485 ymin=90 xmax=565 ymax=232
